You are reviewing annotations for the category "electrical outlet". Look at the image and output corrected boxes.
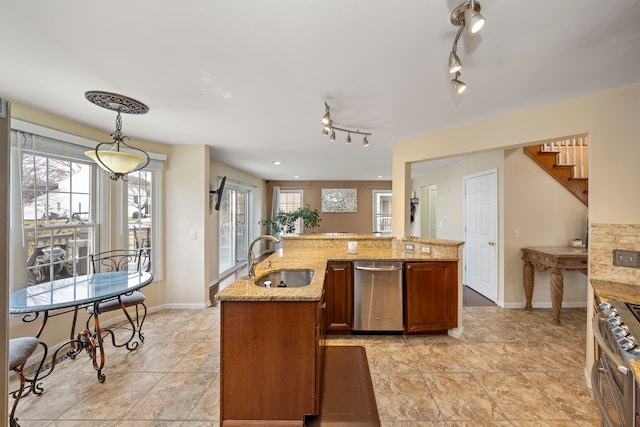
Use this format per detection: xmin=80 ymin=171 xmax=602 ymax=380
xmin=613 ymin=249 xmax=640 ymax=268
xmin=404 ymin=243 xmax=414 ymax=251
xmin=421 ymin=246 xmax=431 ymax=253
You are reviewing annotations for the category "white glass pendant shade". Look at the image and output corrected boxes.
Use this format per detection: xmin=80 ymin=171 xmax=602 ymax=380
xmin=85 ymin=148 xmax=148 ymax=179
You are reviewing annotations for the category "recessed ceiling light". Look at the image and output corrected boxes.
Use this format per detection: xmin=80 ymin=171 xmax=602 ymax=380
xmin=378 ymin=175 xmax=383 ymax=178
xmin=293 ymin=175 xmax=299 ymax=179
xmin=273 ymin=161 xmax=281 ymax=165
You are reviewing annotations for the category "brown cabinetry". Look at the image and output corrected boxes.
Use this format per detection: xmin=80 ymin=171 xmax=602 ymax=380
xmin=404 ymin=261 xmax=458 ymax=333
xmin=323 ymin=261 xmax=353 ymax=334
xmin=220 ymin=299 xmax=323 ymax=426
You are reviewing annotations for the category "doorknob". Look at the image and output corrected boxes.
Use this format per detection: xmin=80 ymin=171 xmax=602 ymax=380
xmin=488 ymin=241 xmax=495 ymax=246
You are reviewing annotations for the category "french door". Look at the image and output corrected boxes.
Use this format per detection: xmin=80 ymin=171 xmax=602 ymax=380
xmin=218 ymin=186 xmax=249 ymax=276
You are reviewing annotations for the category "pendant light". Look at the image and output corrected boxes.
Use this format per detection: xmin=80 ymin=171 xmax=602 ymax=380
xmin=84 ymin=91 xmax=150 ymax=181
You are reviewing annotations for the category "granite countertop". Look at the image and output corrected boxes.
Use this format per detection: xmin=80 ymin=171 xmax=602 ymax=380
xmin=591 ymin=279 xmax=640 ymax=305
xmin=216 ymin=245 xmax=460 ymax=302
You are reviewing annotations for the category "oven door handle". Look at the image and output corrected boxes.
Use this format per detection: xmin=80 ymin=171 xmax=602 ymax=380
xmin=592 ymin=313 xmax=628 ymax=375
xmin=591 ymin=360 xmax=624 ymax=427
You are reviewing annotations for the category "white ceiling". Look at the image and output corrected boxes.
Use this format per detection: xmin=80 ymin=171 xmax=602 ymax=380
xmin=2 ymin=1 xmax=640 ymax=181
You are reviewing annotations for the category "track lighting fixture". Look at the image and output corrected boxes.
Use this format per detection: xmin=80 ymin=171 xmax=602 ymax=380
xmin=448 ymin=0 xmax=486 ymax=93
xmin=84 ymin=91 xmax=150 ymax=181
xmin=320 ymin=102 xmax=372 ymax=147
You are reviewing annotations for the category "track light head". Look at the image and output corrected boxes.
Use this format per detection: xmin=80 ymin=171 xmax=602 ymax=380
xmin=448 ymin=51 xmax=462 ymax=74
xmin=346 ymin=133 xmax=351 ymax=144
xmin=321 ymin=102 xmax=331 ymax=125
xmin=330 ymin=129 xmax=336 ymax=141
xmin=322 ymin=128 xmax=329 ymax=136
xmin=464 ymin=0 xmax=485 ymax=34
xmin=450 ymin=0 xmax=483 ymax=30
xmin=362 ymin=135 xmax=369 ymax=147
xmin=451 ymin=73 xmax=467 ymax=94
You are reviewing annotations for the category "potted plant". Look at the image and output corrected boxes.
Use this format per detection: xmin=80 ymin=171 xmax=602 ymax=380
xmin=259 ymin=204 xmax=321 ymax=235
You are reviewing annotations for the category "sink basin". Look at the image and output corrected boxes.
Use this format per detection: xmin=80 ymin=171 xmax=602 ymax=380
xmin=255 ymin=269 xmax=315 ymax=288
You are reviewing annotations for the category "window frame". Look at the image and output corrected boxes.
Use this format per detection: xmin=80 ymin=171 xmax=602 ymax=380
xmin=372 ymin=189 xmax=392 ymax=234
xmin=279 ymin=189 xmax=304 ymax=234
xmin=116 ymin=169 xmax=161 ymax=278
xmin=9 ymin=124 xmax=101 ymax=294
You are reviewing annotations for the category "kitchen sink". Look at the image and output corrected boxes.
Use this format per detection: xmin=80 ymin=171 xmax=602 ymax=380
xmin=255 ymin=269 xmax=314 ymax=288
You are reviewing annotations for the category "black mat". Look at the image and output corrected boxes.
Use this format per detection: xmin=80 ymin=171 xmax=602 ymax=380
xmin=306 ymin=346 xmax=380 ymax=427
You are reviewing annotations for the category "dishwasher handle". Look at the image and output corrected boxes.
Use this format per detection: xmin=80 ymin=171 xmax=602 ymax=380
xmin=355 ymin=265 xmax=402 ymax=272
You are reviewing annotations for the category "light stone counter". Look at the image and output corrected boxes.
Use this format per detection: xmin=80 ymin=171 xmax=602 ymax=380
xmin=216 ymin=236 xmax=463 ymax=302
xmin=591 ymin=279 xmax=640 ymax=305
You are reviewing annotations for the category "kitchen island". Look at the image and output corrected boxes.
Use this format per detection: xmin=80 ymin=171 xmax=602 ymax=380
xmin=216 ymin=234 xmax=463 ymax=427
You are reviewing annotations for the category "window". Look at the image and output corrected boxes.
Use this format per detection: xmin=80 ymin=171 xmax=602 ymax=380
xmin=219 ymin=183 xmax=250 ymax=275
xmin=9 ymin=129 xmax=98 ymax=291
xmin=125 ymin=170 xmax=154 ymax=273
xmin=372 ymin=190 xmax=392 ymax=234
xmin=279 ymin=189 xmax=303 ymax=233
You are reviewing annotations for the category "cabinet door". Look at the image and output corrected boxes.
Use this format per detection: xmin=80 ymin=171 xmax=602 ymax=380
xmin=404 ymin=262 xmax=457 ymax=333
xmin=324 ymin=261 xmax=353 ymax=333
xmin=221 ymin=301 xmax=318 ymax=423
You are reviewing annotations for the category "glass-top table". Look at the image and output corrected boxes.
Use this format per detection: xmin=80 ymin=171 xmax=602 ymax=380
xmin=10 ymin=271 xmax=152 ymax=313
xmin=10 ymin=271 xmax=153 ymax=383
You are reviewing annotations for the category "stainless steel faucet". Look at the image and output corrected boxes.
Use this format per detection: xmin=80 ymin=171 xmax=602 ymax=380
xmin=247 ymin=235 xmax=280 ymax=278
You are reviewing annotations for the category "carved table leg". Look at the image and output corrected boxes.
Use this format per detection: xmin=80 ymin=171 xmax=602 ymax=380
xmin=550 ymin=268 xmax=564 ymax=324
xmin=523 ymin=260 xmax=534 ymax=311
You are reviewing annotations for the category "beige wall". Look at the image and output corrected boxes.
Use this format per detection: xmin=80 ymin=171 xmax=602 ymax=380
xmin=394 ymin=82 xmax=640 ymax=375
xmin=410 ymin=151 xmax=504 ymax=241
xmin=265 ymin=181 xmax=392 ymax=234
xmin=165 ymin=144 xmax=209 ymax=307
xmin=503 ymin=147 xmax=588 ymax=306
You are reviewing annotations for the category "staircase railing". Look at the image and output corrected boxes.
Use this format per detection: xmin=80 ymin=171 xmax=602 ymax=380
xmin=524 ymin=135 xmax=589 ymax=206
xmin=540 ymin=136 xmax=588 ymax=179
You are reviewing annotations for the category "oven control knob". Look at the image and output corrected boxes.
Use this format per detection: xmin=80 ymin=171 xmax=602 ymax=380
xmin=607 ymin=316 xmax=623 ymax=327
xmin=612 ymin=325 xmax=630 ymax=338
xmin=599 ymin=301 xmax=613 ymax=311
xmin=618 ymin=336 xmax=638 ymax=351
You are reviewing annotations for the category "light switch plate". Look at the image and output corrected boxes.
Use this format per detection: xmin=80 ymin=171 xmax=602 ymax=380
xmin=613 ymin=249 xmax=640 ymax=268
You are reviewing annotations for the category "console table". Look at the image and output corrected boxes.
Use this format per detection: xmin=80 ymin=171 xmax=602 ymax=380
xmin=521 ymin=246 xmax=588 ymax=323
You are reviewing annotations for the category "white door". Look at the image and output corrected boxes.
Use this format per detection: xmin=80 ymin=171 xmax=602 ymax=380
xmin=464 ymin=169 xmax=498 ymax=302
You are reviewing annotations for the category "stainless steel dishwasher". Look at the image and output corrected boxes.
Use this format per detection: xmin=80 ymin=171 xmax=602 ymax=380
xmin=353 ymin=261 xmax=403 ymax=332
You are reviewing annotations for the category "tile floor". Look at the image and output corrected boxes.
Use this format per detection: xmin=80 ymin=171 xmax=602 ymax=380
xmin=10 ymin=299 xmax=601 ymax=426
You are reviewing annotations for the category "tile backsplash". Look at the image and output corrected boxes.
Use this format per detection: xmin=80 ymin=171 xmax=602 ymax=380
xmin=590 ymin=223 xmax=640 ymax=285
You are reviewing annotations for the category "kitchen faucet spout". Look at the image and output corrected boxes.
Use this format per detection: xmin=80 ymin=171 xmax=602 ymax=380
xmin=247 ymin=235 xmax=280 ymax=278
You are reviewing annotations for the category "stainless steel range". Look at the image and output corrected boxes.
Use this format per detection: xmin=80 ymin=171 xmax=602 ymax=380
xmin=593 ymin=300 xmax=640 ymax=426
